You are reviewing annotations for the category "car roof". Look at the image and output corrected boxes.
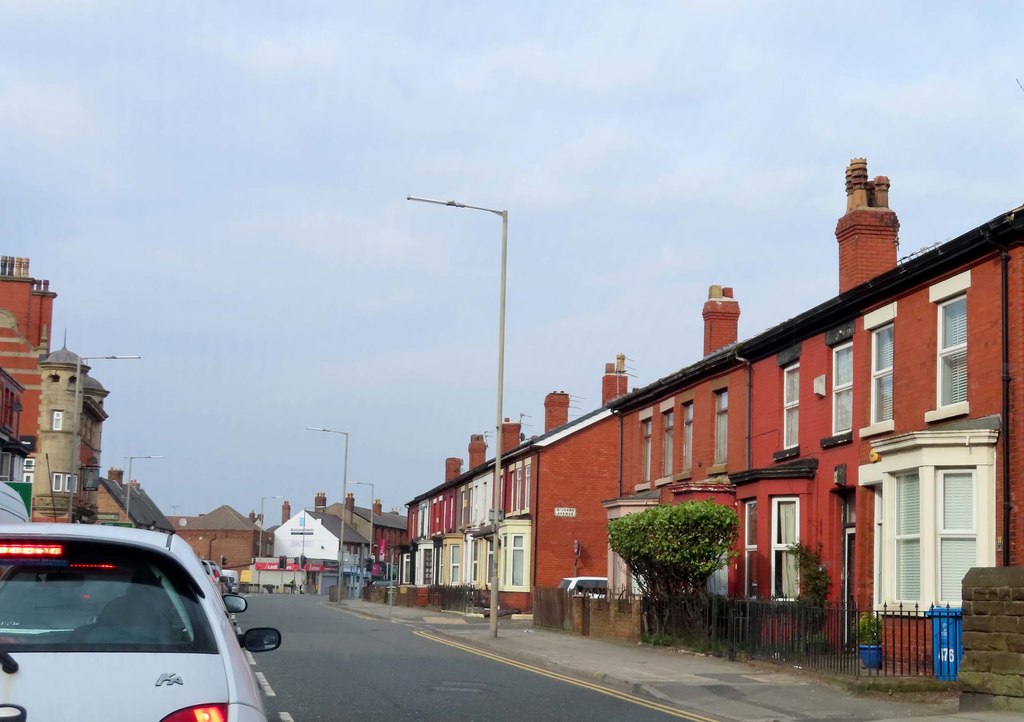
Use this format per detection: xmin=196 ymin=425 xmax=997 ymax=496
xmin=0 ymin=523 xmax=201 ymax=575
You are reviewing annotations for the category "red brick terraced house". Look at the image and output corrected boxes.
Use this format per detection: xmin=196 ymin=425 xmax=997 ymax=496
xmin=607 ymin=158 xmax=1024 ymax=614
xmin=406 ymin=359 xmax=629 ymax=612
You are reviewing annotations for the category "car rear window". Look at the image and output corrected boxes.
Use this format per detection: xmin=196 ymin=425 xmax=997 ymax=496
xmin=0 ymin=538 xmax=217 ymax=654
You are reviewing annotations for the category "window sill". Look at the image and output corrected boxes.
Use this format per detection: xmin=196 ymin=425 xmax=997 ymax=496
xmin=773 ymin=447 xmax=799 ymax=462
xmin=859 ymin=419 xmax=894 ymax=438
xmin=673 ymin=470 xmax=693 ymax=483
xmin=654 ymin=475 xmax=673 ymax=488
xmin=708 ymin=463 xmax=728 ymax=475
xmin=924 ymin=401 xmax=970 ymax=424
xmin=633 ymin=482 xmax=651 ymax=492
xmin=820 ymin=431 xmax=853 ymax=449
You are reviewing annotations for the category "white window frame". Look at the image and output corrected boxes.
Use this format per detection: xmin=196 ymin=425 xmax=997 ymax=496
xmin=449 ymin=544 xmax=461 ymax=585
xmin=52 ymin=410 xmax=63 ymax=431
xmin=871 ymin=324 xmax=894 ymax=425
xmin=771 ymin=497 xmax=799 ymax=600
xmin=894 ymin=472 xmax=921 ymax=603
xmin=662 ymin=409 xmax=674 ymax=477
xmin=682 ymin=402 xmax=693 ymax=472
xmin=641 ymin=418 xmax=652 ymax=482
xmin=51 ymin=472 xmax=77 ymax=493
xmin=512 ymin=465 xmax=523 ymax=512
xmin=783 ymin=364 xmax=800 ymax=449
xmin=938 ymin=470 xmax=976 ymax=604
xmin=937 ymin=295 xmax=967 ymax=408
xmin=23 ymin=471 xmax=33 ymax=486
xmin=471 ymin=540 xmax=479 ymax=586
xmin=714 ymin=390 xmax=728 ymax=465
xmin=523 ymin=462 xmax=531 ymax=511
xmin=508 ymin=534 xmax=525 ymax=588
xmin=874 ymin=487 xmax=884 ymax=608
xmin=744 ymin=500 xmax=758 ymax=598
xmin=24 ymin=457 xmax=35 ymax=472
xmin=832 ymin=342 xmax=853 ymax=435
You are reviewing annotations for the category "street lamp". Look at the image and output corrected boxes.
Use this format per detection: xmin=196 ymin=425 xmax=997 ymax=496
xmin=407 ymin=195 xmax=507 ymax=638
xmin=257 ymin=494 xmax=283 ymax=591
xmin=69 ymin=354 xmax=141 ymax=523
xmin=123 ymin=455 xmax=164 ymax=526
xmin=351 ymin=480 xmax=375 ymax=595
xmin=306 ymin=427 xmax=350 ymax=599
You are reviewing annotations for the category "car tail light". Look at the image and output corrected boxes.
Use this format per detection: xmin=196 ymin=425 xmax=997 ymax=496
xmin=0 ymin=544 xmax=63 ymax=558
xmin=159 ymin=704 xmax=228 ymax=722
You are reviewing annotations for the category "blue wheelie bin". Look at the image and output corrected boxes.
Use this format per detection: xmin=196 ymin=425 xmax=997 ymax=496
xmin=926 ymin=606 xmax=963 ymax=681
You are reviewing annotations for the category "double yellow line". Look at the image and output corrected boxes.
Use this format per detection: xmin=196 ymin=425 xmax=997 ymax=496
xmin=414 ymin=631 xmax=719 ymax=721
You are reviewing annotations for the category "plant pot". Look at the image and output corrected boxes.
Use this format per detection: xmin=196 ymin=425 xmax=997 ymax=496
xmin=858 ymin=643 xmax=883 ymax=670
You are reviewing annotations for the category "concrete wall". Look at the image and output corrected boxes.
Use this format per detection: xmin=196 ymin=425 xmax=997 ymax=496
xmin=960 ymin=567 xmax=1024 ymax=713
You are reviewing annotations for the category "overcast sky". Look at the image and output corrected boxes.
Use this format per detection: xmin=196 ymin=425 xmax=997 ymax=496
xmin=4 ymin=2 xmax=1023 ymax=521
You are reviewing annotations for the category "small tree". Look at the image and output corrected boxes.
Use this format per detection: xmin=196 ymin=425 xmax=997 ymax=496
xmin=608 ymin=501 xmax=738 ymax=637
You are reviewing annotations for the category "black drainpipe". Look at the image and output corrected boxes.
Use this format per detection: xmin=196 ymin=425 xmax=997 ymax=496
xmin=617 ymin=410 xmax=624 ymax=498
xmin=983 ymin=233 xmax=1013 ymax=567
xmin=734 ymin=348 xmax=752 ymax=470
xmin=999 ymin=247 xmax=1012 ymax=566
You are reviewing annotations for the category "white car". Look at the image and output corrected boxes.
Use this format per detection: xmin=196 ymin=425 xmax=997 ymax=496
xmin=0 ymin=523 xmax=282 ymax=722
xmin=558 ymin=576 xmax=609 ymax=596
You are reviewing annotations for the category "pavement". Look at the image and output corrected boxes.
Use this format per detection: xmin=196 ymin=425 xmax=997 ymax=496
xmin=329 ymin=597 xmax=1021 ymax=722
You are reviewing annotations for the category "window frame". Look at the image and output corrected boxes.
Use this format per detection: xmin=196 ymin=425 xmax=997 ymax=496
xmin=894 ymin=472 xmax=921 ymax=604
xmin=714 ymin=389 xmax=728 ymax=465
xmin=871 ymin=324 xmax=894 ymax=425
xmin=744 ymin=500 xmax=758 ymax=598
xmin=770 ymin=497 xmax=799 ymax=600
xmin=640 ymin=418 xmax=652 ymax=482
xmin=832 ymin=342 xmax=853 ymax=435
xmin=449 ymin=544 xmax=461 ymax=585
xmin=783 ymin=364 xmax=800 ymax=449
xmin=682 ymin=402 xmax=694 ymax=472
xmin=937 ymin=295 xmax=967 ymax=408
xmin=52 ymin=410 xmax=63 ymax=431
xmin=662 ymin=409 xmax=675 ymax=477
xmin=938 ymin=470 xmax=976 ymax=604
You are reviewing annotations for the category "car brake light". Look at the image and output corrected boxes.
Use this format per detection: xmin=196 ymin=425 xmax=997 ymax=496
xmin=0 ymin=544 xmax=63 ymax=557
xmin=159 ymin=704 xmax=228 ymax=722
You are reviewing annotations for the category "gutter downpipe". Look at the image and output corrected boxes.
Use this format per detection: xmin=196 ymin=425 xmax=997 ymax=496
xmin=999 ymin=245 xmax=1012 ymax=567
xmin=734 ymin=348 xmax=752 ymax=471
xmin=983 ymin=230 xmax=1013 ymax=567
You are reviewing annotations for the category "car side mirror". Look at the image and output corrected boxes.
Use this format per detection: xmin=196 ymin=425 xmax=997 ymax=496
xmin=240 ymin=627 xmax=281 ymax=653
xmin=222 ymin=594 xmax=248 ymax=614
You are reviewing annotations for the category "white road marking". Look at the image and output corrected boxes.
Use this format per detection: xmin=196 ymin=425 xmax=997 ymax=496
xmin=245 ymin=650 xmax=256 ymax=665
xmin=279 ymin=713 xmax=294 ymax=721
xmin=254 ymin=671 xmax=276 ymax=697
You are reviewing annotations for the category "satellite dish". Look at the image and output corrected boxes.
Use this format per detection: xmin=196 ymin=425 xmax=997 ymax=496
xmin=178 ymin=518 xmax=187 ymax=527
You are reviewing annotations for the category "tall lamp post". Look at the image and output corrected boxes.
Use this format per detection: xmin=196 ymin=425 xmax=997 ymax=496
xmin=407 ymin=195 xmax=507 ymax=638
xmin=306 ymin=427 xmax=349 ymax=599
xmin=123 ymin=454 xmax=164 ymax=527
xmin=351 ymin=480 xmax=375 ymax=595
xmin=69 ymin=354 xmax=141 ymax=523
xmin=256 ymin=494 xmax=283 ymax=592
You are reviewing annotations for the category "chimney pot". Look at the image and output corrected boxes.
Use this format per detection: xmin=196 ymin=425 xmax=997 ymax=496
xmin=836 ymin=158 xmax=899 ymax=293
xmin=702 ymin=285 xmax=741 ymax=356
xmin=602 ymin=356 xmax=629 ymax=404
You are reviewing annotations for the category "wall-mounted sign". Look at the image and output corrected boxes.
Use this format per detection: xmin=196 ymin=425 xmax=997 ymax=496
xmin=554 ymin=507 xmax=577 ymax=518
xmin=96 ymin=512 xmax=121 ymax=522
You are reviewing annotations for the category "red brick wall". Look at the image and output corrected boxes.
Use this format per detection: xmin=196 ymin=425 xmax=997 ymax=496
xmin=533 ymin=416 xmax=620 ymax=588
xmin=176 ymin=528 xmax=255 ymax=572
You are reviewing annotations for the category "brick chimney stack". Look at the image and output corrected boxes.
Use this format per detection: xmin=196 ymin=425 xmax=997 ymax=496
xmin=501 ymin=418 xmax=522 ymax=454
xmin=601 ymin=353 xmax=629 ymax=404
xmin=108 ymin=468 xmax=124 ymax=483
xmin=836 ymin=158 xmax=899 ymax=293
xmin=372 ymin=499 xmax=382 ymax=517
xmin=445 ymin=457 xmax=463 ymax=481
xmin=281 ymin=500 xmax=291 ymax=524
xmin=314 ymin=491 xmax=327 ymax=512
xmin=345 ymin=492 xmax=355 ymax=513
xmin=544 ymin=391 xmax=570 ymax=432
xmin=468 ymin=434 xmax=486 ymax=469
xmin=702 ymin=285 xmax=740 ymax=356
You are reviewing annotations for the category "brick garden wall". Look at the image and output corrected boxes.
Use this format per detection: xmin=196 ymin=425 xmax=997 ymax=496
xmin=959 ymin=566 xmax=1024 ymax=713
